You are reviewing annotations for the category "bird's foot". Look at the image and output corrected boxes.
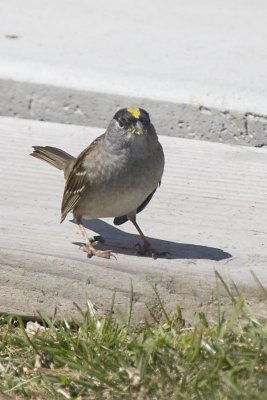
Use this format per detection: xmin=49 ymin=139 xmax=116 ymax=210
xmin=81 ymin=243 xmax=115 ymax=259
xmin=135 ymin=241 xmax=166 ymax=259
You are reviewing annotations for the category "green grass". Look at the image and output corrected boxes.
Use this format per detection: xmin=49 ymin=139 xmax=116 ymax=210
xmin=0 ymin=274 xmax=267 ymax=400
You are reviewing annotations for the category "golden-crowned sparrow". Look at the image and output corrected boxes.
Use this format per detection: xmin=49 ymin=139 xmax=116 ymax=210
xmin=31 ymin=107 xmax=164 ymax=259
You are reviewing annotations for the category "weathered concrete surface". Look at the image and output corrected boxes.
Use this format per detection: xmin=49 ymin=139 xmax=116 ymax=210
xmin=0 ymin=117 xmax=267 ymax=323
xmin=1 ymin=1 xmax=267 ymax=146
xmin=1 ymin=79 xmax=267 ymax=147
xmin=1 ymin=0 xmax=267 ymax=113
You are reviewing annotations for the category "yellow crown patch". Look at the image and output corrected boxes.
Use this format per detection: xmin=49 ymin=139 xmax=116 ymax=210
xmin=127 ymin=107 xmax=141 ymax=119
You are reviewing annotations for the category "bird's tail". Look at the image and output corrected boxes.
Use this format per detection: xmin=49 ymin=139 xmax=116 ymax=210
xmin=30 ymin=146 xmax=75 ymax=174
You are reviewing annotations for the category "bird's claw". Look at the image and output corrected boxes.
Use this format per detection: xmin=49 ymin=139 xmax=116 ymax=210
xmin=81 ymin=244 xmax=116 ymax=259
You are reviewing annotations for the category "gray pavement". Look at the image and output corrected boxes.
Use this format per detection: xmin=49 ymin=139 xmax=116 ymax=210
xmin=1 ymin=117 xmax=267 ymax=323
xmin=1 ymin=1 xmax=267 ymax=145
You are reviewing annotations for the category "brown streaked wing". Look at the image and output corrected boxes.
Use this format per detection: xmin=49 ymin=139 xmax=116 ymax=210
xmin=60 ymin=134 xmax=104 ymax=222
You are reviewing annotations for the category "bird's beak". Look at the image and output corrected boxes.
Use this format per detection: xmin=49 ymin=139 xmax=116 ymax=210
xmin=134 ymin=120 xmax=147 ymax=135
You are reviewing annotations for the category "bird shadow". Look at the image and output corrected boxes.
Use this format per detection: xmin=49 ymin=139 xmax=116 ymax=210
xmin=71 ymin=219 xmax=232 ymax=261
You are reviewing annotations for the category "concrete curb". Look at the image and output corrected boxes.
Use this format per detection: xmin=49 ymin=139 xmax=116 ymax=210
xmin=1 ymin=116 xmax=267 ymax=324
xmin=1 ymin=78 xmax=267 ymax=147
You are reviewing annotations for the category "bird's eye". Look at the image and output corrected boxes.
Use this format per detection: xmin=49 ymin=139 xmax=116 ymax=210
xmin=118 ymin=118 xmax=124 ymax=128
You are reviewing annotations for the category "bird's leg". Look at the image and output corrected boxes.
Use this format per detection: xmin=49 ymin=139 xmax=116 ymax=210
xmin=78 ymin=224 xmax=113 ymax=259
xmin=131 ymin=219 xmax=160 ymax=259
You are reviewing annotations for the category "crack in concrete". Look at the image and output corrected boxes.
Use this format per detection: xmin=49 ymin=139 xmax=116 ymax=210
xmin=28 ymin=98 xmax=33 ymax=111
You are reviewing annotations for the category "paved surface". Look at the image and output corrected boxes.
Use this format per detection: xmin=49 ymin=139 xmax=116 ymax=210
xmin=1 ymin=79 xmax=267 ymax=147
xmin=0 ymin=117 xmax=267 ymax=323
xmin=1 ymin=1 xmax=267 ymax=145
xmin=1 ymin=0 xmax=267 ymax=113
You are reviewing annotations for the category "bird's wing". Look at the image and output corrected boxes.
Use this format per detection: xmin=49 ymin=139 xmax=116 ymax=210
xmin=113 ymin=185 xmax=159 ymax=226
xmin=60 ymin=135 xmax=104 ymax=222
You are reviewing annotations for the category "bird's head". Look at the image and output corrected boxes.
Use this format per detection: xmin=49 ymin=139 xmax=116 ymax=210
xmin=114 ymin=107 xmax=151 ymax=135
xmin=105 ymin=107 xmax=156 ymax=151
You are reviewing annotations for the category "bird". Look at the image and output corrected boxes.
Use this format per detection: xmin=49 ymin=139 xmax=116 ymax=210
xmin=30 ymin=107 xmax=164 ymax=259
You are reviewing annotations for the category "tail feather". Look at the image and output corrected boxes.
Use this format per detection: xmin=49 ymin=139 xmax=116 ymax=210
xmin=30 ymin=146 xmax=75 ymax=173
